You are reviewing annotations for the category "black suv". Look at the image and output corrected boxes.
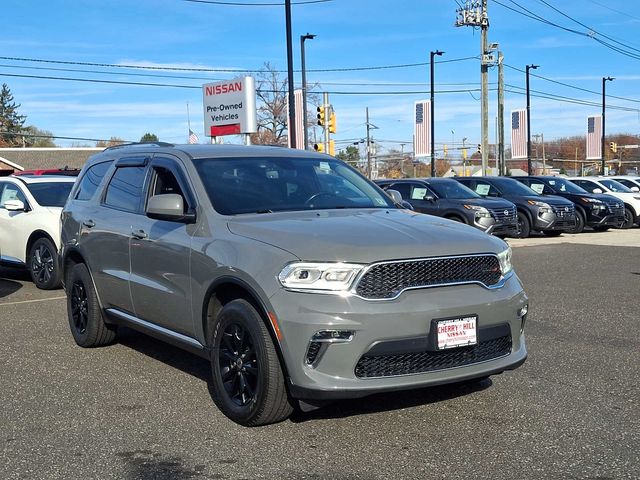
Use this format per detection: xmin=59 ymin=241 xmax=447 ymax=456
xmin=513 ymin=176 xmax=625 ymax=233
xmin=375 ymin=178 xmax=518 ymax=237
xmin=455 ymin=176 xmax=576 ymax=238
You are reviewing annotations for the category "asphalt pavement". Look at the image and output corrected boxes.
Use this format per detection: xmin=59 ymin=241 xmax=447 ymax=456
xmin=0 ymin=238 xmax=638 ymax=480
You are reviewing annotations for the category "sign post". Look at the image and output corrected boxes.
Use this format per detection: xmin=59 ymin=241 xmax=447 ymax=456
xmin=203 ymin=77 xmax=257 ymax=144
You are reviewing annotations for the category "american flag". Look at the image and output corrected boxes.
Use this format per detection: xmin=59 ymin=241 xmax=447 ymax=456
xmin=586 ymin=115 xmax=602 ymax=160
xmin=287 ymin=89 xmax=305 ymax=150
xmin=414 ymin=100 xmax=431 ymax=158
xmin=510 ymin=109 xmax=527 ymax=159
xmin=188 ymin=129 xmax=199 ymax=144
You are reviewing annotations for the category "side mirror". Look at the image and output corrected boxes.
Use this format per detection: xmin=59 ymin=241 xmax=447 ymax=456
xmin=401 ymin=200 xmax=414 ymax=211
xmin=423 ymin=194 xmax=435 ymax=202
xmin=386 ymin=189 xmax=403 ymax=204
xmin=146 ymin=194 xmax=195 ymax=223
xmin=592 ymin=188 xmax=603 ymax=194
xmin=4 ymin=199 xmax=25 ymax=211
xmin=630 ymin=186 xmax=640 ymax=193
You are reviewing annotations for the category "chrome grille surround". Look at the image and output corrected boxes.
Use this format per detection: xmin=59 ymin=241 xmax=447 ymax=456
xmin=488 ymin=206 xmax=517 ymax=224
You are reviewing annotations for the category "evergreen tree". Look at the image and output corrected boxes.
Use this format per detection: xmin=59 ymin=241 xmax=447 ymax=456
xmin=0 ymin=83 xmax=27 ymax=147
xmin=140 ymin=132 xmax=159 ymax=142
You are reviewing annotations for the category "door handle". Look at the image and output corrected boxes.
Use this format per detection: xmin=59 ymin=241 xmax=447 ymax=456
xmin=82 ymin=219 xmax=95 ymax=228
xmin=131 ymin=229 xmax=148 ymax=240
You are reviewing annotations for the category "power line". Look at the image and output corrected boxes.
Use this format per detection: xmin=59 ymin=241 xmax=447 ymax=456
xmin=0 ymin=55 xmax=478 ymax=74
xmin=183 ymin=0 xmax=332 ymax=5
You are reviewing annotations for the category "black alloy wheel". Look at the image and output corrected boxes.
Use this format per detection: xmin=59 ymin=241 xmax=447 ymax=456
xmin=567 ymin=210 xmax=585 ymax=234
xmin=218 ymin=323 xmax=259 ymax=407
xmin=621 ymin=207 xmax=635 ymax=229
xmin=70 ymin=281 xmax=89 ymax=335
xmin=29 ymin=237 xmax=61 ymax=290
xmin=515 ymin=212 xmax=531 ymax=238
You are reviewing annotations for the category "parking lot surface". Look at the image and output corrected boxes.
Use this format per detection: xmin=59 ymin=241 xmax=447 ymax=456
xmin=1 ymin=233 xmax=638 ymax=480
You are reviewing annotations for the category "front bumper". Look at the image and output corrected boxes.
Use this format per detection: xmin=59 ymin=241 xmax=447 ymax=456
xmin=269 ymin=274 xmax=528 ymax=399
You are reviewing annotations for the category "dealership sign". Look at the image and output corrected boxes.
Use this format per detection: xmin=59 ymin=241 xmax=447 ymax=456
xmin=202 ymin=77 xmax=257 ymax=137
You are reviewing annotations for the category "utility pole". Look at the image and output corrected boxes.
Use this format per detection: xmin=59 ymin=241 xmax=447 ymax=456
xmin=526 ymin=64 xmax=539 ymax=174
xmin=366 ymin=107 xmax=371 ymax=178
xmin=497 ymin=50 xmax=505 ymax=176
xmin=602 ymin=76 xmax=615 ymax=174
xmin=323 ymin=92 xmax=331 ymax=154
xmin=285 ymin=0 xmax=296 ymax=148
xmin=456 ymin=1 xmax=490 ymax=175
xmin=300 ymin=33 xmax=316 ymax=150
xmin=430 ymin=50 xmax=444 ymax=177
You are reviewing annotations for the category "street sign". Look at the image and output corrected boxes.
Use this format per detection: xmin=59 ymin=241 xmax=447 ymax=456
xmin=202 ymin=77 xmax=257 ymax=137
xmin=481 ymin=54 xmax=495 ymax=65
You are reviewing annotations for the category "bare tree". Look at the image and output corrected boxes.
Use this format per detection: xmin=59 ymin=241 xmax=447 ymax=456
xmin=250 ymin=62 xmax=288 ymax=146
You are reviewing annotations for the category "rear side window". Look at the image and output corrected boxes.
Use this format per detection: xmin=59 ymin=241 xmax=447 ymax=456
xmin=104 ymin=166 xmax=146 ymax=212
xmin=76 ymin=161 xmax=113 ymax=201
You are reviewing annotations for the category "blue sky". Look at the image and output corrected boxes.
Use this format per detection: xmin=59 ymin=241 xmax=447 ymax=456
xmin=2 ymin=0 xmax=640 ymax=158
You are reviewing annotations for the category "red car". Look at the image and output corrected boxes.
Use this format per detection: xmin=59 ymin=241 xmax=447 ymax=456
xmin=13 ymin=167 xmax=80 ymax=176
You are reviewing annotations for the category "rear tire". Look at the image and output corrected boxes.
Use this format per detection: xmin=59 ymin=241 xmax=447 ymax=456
xmin=209 ymin=299 xmax=293 ymax=426
xmin=29 ymin=237 xmax=61 ymax=290
xmin=67 ymin=263 xmax=116 ymax=347
xmin=515 ymin=212 xmax=531 ymax=238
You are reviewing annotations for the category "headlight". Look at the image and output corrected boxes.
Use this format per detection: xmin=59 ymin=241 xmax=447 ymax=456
xmin=497 ymin=247 xmax=513 ymax=276
xmin=464 ymin=205 xmax=491 ymax=217
xmin=527 ymin=200 xmax=552 ymax=213
xmin=278 ymin=262 xmax=364 ymax=292
xmin=580 ymin=197 xmax=603 ymax=204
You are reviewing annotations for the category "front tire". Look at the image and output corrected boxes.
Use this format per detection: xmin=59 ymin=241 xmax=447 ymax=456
xmin=567 ymin=210 xmax=585 ymax=234
xmin=209 ymin=299 xmax=293 ymax=426
xmin=621 ymin=207 xmax=635 ymax=229
xmin=66 ymin=263 xmax=116 ymax=347
xmin=515 ymin=212 xmax=531 ymax=238
xmin=29 ymin=237 xmax=61 ymax=290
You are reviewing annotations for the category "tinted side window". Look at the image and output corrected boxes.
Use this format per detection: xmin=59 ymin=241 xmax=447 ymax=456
xmin=388 ymin=183 xmax=411 ymax=199
xmin=104 ymin=166 xmax=146 ymax=212
xmin=76 ymin=161 xmax=113 ymax=201
xmin=573 ymin=180 xmax=597 ymax=193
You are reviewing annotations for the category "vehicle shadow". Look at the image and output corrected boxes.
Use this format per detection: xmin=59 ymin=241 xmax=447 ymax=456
xmin=116 ymin=327 xmax=492 ymax=422
xmin=0 ymin=267 xmax=29 ymax=298
xmin=289 ymin=377 xmax=492 ymax=423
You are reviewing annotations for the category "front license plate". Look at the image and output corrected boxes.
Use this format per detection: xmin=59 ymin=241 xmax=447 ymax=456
xmin=436 ymin=315 xmax=477 ymax=350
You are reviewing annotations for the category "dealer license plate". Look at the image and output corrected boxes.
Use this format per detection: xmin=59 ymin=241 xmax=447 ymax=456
xmin=436 ymin=315 xmax=478 ymax=350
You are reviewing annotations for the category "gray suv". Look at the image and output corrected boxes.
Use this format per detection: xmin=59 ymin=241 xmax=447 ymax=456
xmin=61 ymin=143 xmax=528 ymax=426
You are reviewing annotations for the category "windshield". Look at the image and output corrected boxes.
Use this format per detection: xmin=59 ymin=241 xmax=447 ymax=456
xmin=493 ymin=178 xmax=539 ymax=196
xmin=26 ymin=182 xmax=74 ymax=207
xmin=428 ymin=180 xmax=480 ymax=199
xmin=193 ymin=156 xmax=395 ymax=215
xmin=546 ymin=178 xmax=587 ymax=194
xmin=599 ymin=179 xmax=633 ymax=193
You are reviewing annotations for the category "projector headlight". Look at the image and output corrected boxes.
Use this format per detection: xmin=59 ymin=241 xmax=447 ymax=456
xmin=497 ymin=246 xmax=513 ymax=276
xmin=278 ymin=262 xmax=364 ymax=292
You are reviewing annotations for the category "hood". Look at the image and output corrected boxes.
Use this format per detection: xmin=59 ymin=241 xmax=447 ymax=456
xmin=454 ymin=197 xmax=515 ymax=209
xmin=531 ymin=195 xmax=573 ymax=207
xmin=227 ymin=209 xmax=507 ymax=263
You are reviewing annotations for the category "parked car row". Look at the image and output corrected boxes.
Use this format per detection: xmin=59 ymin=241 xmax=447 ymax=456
xmin=376 ymin=175 xmax=637 ymax=237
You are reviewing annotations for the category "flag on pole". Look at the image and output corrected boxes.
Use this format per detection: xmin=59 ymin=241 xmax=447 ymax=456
xmin=586 ymin=115 xmax=602 ymax=160
xmin=414 ymin=100 xmax=431 ymax=158
xmin=188 ymin=129 xmax=199 ymax=144
xmin=510 ymin=109 xmax=527 ymax=159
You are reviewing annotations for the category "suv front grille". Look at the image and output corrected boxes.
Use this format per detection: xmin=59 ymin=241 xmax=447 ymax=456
xmin=603 ymin=199 xmax=624 ymax=215
xmin=355 ymin=255 xmax=502 ymax=299
xmin=354 ymin=335 xmax=512 ymax=378
xmin=551 ymin=204 xmax=575 ymax=218
xmin=489 ymin=206 xmax=517 ymax=224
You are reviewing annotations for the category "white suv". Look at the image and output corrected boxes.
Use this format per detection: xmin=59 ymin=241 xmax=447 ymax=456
xmin=0 ymin=175 xmax=75 ymax=289
xmin=568 ymin=176 xmax=640 ymax=229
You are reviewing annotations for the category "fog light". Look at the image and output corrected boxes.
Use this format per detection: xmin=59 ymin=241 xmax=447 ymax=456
xmin=305 ymin=330 xmax=354 ymax=368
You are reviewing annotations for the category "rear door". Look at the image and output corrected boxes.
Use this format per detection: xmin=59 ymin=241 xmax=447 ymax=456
xmin=392 ymin=182 xmax=439 ymax=215
xmin=129 ymin=156 xmax=196 ymax=336
xmin=0 ymin=181 xmax=31 ymax=264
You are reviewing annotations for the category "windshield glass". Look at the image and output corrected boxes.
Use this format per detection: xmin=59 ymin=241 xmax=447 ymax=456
xmin=193 ymin=156 xmax=395 ymax=215
xmin=599 ymin=179 xmax=633 ymax=193
xmin=494 ymin=178 xmax=539 ymax=196
xmin=547 ymin=178 xmax=587 ymax=194
xmin=428 ymin=180 xmax=480 ymax=199
xmin=26 ymin=182 xmax=74 ymax=207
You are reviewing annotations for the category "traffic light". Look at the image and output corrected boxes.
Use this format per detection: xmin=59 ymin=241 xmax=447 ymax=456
xmin=313 ymin=143 xmax=325 ymax=153
xmin=477 ymin=144 xmax=482 ymax=154
xmin=329 ymin=140 xmax=335 ymax=156
xmin=443 ymin=144 xmax=448 ymax=157
xmin=329 ymin=112 xmax=337 ymax=134
xmin=317 ymin=106 xmax=326 ymax=126
xmin=610 ymin=142 xmax=618 ymax=153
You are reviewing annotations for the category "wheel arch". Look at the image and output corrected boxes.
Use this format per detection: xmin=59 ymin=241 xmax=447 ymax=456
xmin=202 ymin=277 xmax=290 ymax=379
xmin=443 ymin=212 xmax=468 ymax=223
xmin=25 ymin=230 xmax=57 ymax=261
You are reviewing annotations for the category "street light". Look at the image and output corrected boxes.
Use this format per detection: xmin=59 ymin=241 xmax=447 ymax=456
xmin=300 ymin=33 xmax=316 ymax=150
xmin=430 ymin=50 xmax=444 ymax=177
xmin=602 ymin=76 xmax=615 ymax=174
xmin=526 ymin=64 xmax=539 ymax=175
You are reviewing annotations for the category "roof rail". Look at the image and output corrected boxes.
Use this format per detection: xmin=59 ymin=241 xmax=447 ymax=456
xmin=103 ymin=141 xmax=175 ymax=151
